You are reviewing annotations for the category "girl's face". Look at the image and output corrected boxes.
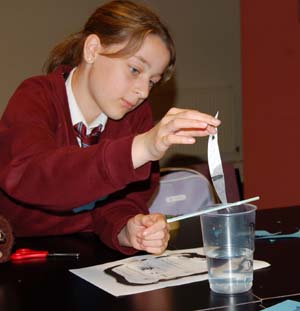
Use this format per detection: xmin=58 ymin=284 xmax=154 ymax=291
xmin=76 ymin=34 xmax=170 ymax=122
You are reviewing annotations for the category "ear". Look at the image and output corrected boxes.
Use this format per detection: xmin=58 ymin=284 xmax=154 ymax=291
xmin=83 ymin=34 xmax=102 ymax=64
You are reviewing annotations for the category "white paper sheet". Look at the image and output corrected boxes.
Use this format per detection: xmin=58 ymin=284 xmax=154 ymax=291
xmin=70 ymin=247 xmax=270 ymax=297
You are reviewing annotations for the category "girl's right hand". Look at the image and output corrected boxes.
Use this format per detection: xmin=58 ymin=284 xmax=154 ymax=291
xmin=132 ymin=107 xmax=221 ymax=168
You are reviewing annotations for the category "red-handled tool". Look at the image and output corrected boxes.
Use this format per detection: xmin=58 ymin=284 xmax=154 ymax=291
xmin=10 ymin=248 xmax=80 ymax=261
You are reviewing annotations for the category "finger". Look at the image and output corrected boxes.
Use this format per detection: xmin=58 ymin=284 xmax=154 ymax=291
xmin=143 ymin=244 xmax=169 ymax=255
xmin=134 ymin=237 xmax=145 ymax=249
xmin=140 ymin=213 xmax=165 ymax=226
xmin=206 ymin=124 xmax=219 ymax=134
xmin=142 ymin=229 xmax=169 ymax=241
xmin=174 ymin=128 xmax=216 ymax=137
xmin=166 ymin=108 xmax=221 ymax=127
xmin=162 ymin=119 xmax=219 ymax=140
xmin=141 ymin=235 xmax=169 ymax=254
xmin=165 ymin=118 xmax=209 ymax=133
xmin=142 ymin=216 xmax=168 ymax=236
xmin=162 ymin=133 xmax=196 ymax=146
xmin=164 ymin=125 xmax=218 ymax=144
xmin=142 ymin=240 xmax=168 ymax=251
xmin=132 ymin=214 xmax=149 ymax=228
xmin=133 ymin=233 xmax=166 ymax=251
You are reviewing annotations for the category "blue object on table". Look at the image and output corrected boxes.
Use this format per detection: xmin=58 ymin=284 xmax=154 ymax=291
xmin=262 ymin=299 xmax=300 ymax=310
xmin=255 ymin=230 xmax=300 ymax=240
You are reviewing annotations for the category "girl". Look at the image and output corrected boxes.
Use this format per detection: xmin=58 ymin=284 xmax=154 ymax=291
xmin=0 ymin=0 xmax=220 ymax=255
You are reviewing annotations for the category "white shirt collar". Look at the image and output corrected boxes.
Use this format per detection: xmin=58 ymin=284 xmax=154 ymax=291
xmin=66 ymin=67 xmax=108 ymax=134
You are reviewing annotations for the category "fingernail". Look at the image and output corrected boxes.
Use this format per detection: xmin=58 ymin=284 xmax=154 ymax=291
xmin=187 ymin=138 xmax=195 ymax=143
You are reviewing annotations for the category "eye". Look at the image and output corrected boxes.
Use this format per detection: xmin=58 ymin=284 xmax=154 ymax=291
xmin=129 ymin=66 xmax=140 ymax=75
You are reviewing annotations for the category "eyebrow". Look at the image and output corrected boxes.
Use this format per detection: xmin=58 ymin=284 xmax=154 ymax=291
xmin=133 ymin=55 xmax=150 ymax=68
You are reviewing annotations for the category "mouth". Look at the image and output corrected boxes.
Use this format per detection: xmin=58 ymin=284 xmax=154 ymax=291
xmin=121 ymin=99 xmax=135 ymax=110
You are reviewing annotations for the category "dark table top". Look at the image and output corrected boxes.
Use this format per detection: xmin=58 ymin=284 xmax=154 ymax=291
xmin=1 ymin=205 xmax=300 ymax=310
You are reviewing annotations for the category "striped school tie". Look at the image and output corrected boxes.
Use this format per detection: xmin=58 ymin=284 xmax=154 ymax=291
xmin=72 ymin=121 xmax=104 ymax=213
xmin=74 ymin=122 xmax=102 ymax=148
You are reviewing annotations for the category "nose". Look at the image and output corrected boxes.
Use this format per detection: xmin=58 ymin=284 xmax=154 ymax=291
xmin=134 ymin=78 xmax=150 ymax=99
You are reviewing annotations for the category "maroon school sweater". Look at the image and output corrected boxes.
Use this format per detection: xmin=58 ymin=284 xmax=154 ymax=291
xmin=0 ymin=66 xmax=159 ymax=255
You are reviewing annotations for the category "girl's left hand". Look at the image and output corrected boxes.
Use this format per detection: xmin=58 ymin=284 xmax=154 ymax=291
xmin=119 ymin=213 xmax=170 ymax=254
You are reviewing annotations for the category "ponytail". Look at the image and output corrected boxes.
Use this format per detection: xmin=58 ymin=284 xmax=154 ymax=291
xmin=44 ymin=32 xmax=86 ymax=74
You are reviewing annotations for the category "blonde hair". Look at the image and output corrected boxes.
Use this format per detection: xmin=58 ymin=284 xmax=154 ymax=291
xmin=44 ymin=0 xmax=176 ymax=82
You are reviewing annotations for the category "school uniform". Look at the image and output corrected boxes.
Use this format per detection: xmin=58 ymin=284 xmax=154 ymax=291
xmin=0 ymin=65 xmax=159 ymax=254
